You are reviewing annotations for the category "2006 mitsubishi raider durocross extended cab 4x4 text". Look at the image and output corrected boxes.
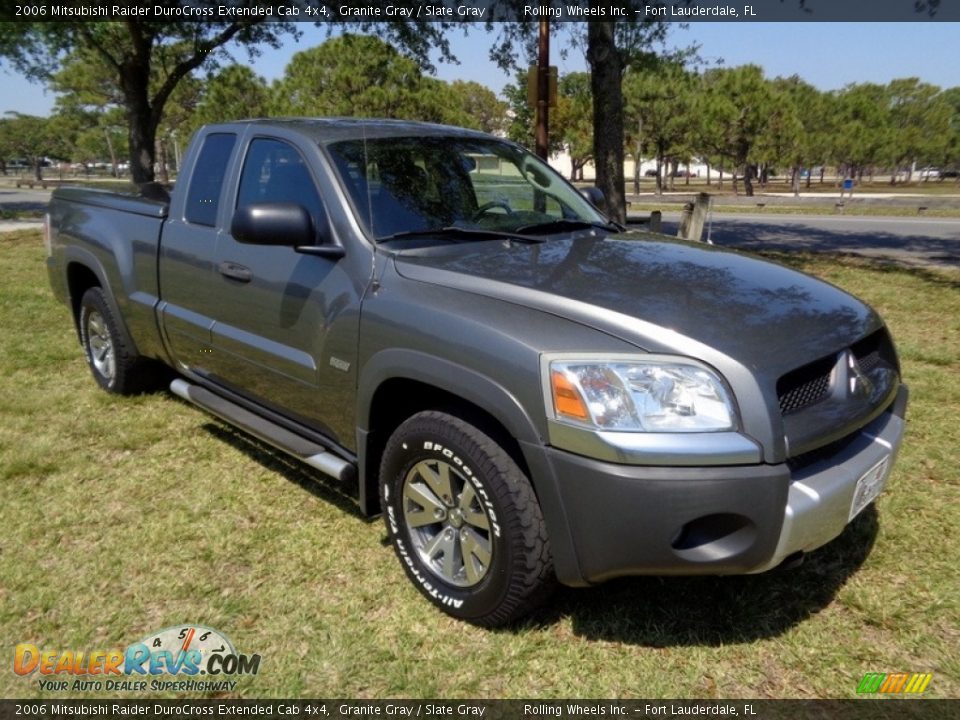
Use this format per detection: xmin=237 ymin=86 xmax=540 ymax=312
xmin=46 ymin=119 xmax=907 ymax=626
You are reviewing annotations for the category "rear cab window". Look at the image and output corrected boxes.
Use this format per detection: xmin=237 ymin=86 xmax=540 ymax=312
xmin=185 ymin=133 xmax=237 ymax=226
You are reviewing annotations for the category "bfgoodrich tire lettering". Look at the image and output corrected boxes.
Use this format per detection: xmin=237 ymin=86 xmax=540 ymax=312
xmin=380 ymin=410 xmax=555 ymax=626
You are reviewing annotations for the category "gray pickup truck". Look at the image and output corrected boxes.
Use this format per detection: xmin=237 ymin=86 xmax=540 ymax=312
xmin=46 ymin=119 xmax=907 ymax=626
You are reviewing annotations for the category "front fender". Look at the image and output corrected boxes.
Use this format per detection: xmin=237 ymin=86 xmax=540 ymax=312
xmin=355 ymin=349 xmax=591 ymax=585
xmin=357 ymin=348 xmax=542 ymax=442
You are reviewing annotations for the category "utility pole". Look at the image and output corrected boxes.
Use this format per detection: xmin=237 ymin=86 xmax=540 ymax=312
xmin=535 ymin=16 xmax=550 ymax=161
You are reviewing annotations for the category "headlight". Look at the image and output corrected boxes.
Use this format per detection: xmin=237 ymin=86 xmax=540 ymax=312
xmin=545 ymin=356 xmax=737 ymax=432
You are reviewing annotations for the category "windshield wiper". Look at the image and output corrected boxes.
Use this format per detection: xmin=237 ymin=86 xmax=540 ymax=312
xmin=514 ymin=218 xmax=622 ymax=235
xmin=377 ymin=226 xmax=544 ymax=243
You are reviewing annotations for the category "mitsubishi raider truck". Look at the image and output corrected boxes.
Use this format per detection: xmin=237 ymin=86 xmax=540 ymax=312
xmin=46 ymin=119 xmax=907 ymax=626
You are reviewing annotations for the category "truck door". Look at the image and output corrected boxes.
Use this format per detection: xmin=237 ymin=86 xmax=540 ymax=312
xmin=158 ymin=131 xmax=238 ymax=372
xmin=202 ymin=136 xmax=360 ymax=445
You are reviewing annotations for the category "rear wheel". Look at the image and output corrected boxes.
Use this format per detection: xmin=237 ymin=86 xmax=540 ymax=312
xmin=79 ymin=287 xmax=161 ymax=394
xmin=380 ymin=411 xmax=555 ymax=626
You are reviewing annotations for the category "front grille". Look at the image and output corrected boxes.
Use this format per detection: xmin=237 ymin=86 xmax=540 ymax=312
xmin=777 ymin=356 xmax=834 ymax=414
xmin=852 ymin=330 xmax=893 ymax=375
xmin=776 ymin=329 xmax=897 ymax=416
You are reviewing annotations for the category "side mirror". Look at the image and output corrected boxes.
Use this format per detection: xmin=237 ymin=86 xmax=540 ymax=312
xmin=230 ymin=203 xmax=343 ymax=258
xmin=579 ymin=186 xmax=607 ymax=215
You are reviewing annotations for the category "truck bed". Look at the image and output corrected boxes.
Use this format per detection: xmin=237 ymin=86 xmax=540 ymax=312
xmin=47 ymin=185 xmax=171 ymax=364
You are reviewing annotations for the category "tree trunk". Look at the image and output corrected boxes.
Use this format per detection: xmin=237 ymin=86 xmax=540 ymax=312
xmin=119 ymin=54 xmax=159 ymax=185
xmin=157 ymin=137 xmax=169 ymax=184
xmin=33 ymin=159 xmax=43 ymax=182
xmin=586 ymin=22 xmax=626 ymax=224
xmin=743 ymin=164 xmax=754 ymax=197
xmin=706 ymin=163 xmax=711 ymax=186
xmin=791 ymin=165 xmax=800 ymax=197
xmin=655 ymin=152 xmax=663 ymax=196
xmin=633 ymin=118 xmax=642 ymax=194
xmin=104 ymin=128 xmax=118 ymax=178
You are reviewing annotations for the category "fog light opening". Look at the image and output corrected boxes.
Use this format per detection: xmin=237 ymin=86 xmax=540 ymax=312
xmin=671 ymin=513 xmax=756 ymax=562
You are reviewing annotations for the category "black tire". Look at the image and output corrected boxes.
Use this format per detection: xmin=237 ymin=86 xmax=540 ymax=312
xmin=380 ymin=410 xmax=555 ymax=626
xmin=78 ymin=287 xmax=161 ymax=395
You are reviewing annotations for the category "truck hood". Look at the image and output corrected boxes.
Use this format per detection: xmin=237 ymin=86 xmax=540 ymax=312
xmin=393 ymin=232 xmax=882 ymax=384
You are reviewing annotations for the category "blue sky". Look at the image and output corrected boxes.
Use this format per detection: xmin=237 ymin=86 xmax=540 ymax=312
xmin=1 ymin=22 xmax=958 ymax=117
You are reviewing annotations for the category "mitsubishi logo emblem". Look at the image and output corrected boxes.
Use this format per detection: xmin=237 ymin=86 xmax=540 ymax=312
xmin=847 ymin=351 xmax=874 ymax=398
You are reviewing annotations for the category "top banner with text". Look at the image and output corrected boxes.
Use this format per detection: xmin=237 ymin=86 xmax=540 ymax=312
xmin=3 ymin=0 xmax=959 ymax=23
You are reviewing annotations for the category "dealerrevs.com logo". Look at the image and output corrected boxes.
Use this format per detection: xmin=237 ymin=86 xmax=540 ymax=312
xmin=14 ymin=625 xmax=261 ymax=693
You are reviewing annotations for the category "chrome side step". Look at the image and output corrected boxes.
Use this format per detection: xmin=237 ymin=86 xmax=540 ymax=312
xmin=170 ymin=379 xmax=355 ymax=485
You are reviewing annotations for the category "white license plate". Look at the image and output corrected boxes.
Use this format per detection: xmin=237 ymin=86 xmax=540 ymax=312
xmin=849 ymin=456 xmax=891 ymax=521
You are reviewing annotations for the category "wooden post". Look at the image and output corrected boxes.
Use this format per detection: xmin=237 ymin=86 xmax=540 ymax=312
xmin=677 ymin=192 xmax=710 ymax=242
xmin=649 ymin=210 xmax=662 ymax=233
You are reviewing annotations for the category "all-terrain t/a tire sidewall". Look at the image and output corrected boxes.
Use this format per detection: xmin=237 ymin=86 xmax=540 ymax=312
xmin=380 ymin=411 xmax=552 ymax=626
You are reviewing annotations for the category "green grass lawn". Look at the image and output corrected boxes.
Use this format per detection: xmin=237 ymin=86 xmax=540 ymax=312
xmin=1 ymin=230 xmax=957 ymax=699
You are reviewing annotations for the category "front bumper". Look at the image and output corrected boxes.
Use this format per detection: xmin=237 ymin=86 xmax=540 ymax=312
xmin=524 ymin=386 xmax=907 ymax=587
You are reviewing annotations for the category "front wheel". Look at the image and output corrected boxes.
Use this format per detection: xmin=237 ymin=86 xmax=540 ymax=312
xmin=380 ymin=411 xmax=555 ymax=626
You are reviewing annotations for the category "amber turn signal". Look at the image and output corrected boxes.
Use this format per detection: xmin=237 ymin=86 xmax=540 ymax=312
xmin=551 ymin=370 xmax=590 ymax=420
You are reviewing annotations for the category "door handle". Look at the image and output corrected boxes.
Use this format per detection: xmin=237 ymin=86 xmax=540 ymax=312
xmin=218 ymin=261 xmax=252 ymax=283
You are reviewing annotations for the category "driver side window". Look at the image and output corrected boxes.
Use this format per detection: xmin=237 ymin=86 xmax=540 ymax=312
xmin=237 ymin=138 xmax=326 ymax=232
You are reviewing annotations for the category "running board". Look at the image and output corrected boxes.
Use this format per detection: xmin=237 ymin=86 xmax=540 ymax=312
xmin=170 ymin=379 xmax=355 ymax=485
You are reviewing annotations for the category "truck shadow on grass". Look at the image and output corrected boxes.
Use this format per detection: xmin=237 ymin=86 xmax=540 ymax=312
xmin=201 ymin=421 xmax=374 ymax=523
xmin=537 ymin=506 xmax=879 ymax=646
xmin=192 ymin=406 xmax=880 ymax=643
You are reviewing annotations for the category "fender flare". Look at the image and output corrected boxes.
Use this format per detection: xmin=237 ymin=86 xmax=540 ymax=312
xmin=63 ymin=245 xmax=140 ymax=357
xmin=356 ymin=348 xmax=543 ymax=509
xmin=358 ymin=349 xmax=541 ymax=439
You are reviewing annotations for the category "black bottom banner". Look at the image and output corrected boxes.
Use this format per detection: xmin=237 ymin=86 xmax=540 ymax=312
xmin=0 ymin=700 xmax=955 ymax=720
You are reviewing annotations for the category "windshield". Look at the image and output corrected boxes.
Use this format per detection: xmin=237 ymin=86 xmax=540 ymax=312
xmin=324 ymin=135 xmax=607 ymax=240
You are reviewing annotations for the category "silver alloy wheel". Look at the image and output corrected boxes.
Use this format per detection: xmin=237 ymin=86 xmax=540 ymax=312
xmin=86 ymin=310 xmax=116 ymax=382
xmin=402 ymin=459 xmax=493 ymax=587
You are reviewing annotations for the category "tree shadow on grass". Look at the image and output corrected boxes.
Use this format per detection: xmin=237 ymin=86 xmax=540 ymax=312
xmin=754 ymin=249 xmax=960 ymax=292
xmin=524 ymin=506 xmax=879 ymax=646
xmin=201 ymin=421 xmax=373 ymax=523
xmin=701 ymin=219 xmax=960 ymax=272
